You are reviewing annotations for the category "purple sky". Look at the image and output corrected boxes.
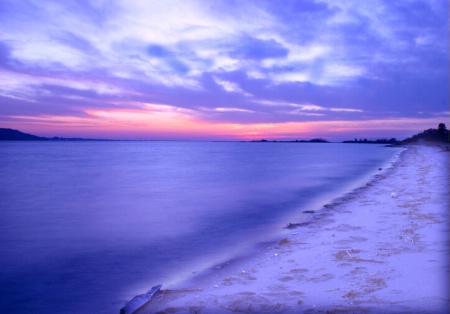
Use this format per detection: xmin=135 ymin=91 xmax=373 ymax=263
xmin=0 ymin=0 xmax=448 ymax=140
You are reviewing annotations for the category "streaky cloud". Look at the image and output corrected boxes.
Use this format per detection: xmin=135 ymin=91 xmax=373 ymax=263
xmin=229 ymin=36 xmax=289 ymax=60
xmin=0 ymin=0 xmax=448 ymax=140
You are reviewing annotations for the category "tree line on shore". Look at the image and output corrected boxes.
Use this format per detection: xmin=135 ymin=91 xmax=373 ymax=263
xmin=400 ymin=123 xmax=448 ymax=144
xmin=342 ymin=138 xmax=398 ymax=144
xmin=252 ymin=123 xmax=449 ymax=144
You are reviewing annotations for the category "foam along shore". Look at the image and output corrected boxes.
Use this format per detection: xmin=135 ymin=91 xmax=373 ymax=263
xmin=136 ymin=144 xmax=449 ymax=314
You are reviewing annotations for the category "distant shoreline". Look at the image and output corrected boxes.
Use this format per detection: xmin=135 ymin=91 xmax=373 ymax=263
xmin=1 ymin=125 xmax=448 ymax=145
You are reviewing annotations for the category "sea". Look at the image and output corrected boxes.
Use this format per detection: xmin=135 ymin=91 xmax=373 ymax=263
xmin=0 ymin=141 xmax=404 ymax=313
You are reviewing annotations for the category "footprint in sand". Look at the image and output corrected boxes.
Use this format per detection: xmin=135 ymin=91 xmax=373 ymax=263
xmin=349 ymin=236 xmax=368 ymax=242
xmin=308 ymin=272 xmax=335 ymax=283
xmin=334 ymin=224 xmax=363 ymax=232
xmin=221 ymin=294 xmax=291 ymax=313
xmin=289 ymin=268 xmax=309 ymax=274
xmin=278 ymin=276 xmax=295 ymax=282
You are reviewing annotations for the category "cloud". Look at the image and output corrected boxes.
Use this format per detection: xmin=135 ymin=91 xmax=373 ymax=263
xmin=54 ymin=31 xmax=100 ymax=56
xmin=229 ymin=36 xmax=289 ymax=60
xmin=214 ymin=107 xmax=254 ymax=113
xmin=146 ymin=44 xmax=190 ymax=74
xmin=147 ymin=44 xmax=172 ymax=58
xmin=0 ymin=0 xmax=448 ymax=140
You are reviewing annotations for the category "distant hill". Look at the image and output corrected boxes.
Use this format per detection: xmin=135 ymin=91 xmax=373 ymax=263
xmin=0 ymin=128 xmax=110 ymax=141
xmin=0 ymin=128 xmax=47 ymax=140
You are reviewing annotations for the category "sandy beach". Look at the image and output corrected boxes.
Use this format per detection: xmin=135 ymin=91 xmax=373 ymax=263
xmin=137 ymin=144 xmax=449 ymax=314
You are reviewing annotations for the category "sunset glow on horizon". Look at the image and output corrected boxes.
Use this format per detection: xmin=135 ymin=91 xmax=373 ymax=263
xmin=0 ymin=0 xmax=448 ymax=141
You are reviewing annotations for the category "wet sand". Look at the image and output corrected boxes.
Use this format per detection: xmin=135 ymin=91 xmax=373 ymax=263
xmin=137 ymin=145 xmax=449 ymax=313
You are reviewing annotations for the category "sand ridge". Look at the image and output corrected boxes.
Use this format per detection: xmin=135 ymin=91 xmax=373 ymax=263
xmin=139 ymin=145 xmax=449 ymax=313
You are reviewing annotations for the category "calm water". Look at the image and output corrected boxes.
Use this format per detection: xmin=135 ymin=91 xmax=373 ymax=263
xmin=0 ymin=141 xmax=403 ymax=313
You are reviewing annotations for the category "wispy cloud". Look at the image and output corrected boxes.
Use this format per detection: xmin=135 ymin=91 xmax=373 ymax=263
xmin=0 ymin=0 xmax=448 ymax=140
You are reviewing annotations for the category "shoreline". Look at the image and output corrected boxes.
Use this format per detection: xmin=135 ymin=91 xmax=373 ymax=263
xmin=136 ymin=145 xmax=449 ymax=313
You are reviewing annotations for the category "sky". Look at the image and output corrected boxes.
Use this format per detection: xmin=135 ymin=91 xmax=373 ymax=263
xmin=0 ymin=0 xmax=448 ymax=141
